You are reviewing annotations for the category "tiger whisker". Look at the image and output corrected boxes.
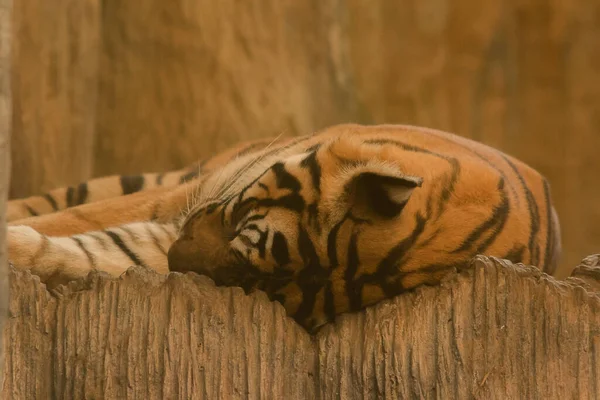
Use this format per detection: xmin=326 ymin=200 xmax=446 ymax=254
xmin=188 ymin=135 xmax=283 ymax=213
xmin=212 ymin=134 xmax=286 ymax=200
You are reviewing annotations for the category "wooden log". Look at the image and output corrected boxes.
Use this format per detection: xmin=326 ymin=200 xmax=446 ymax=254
xmin=0 ymin=0 xmax=12 ymax=381
xmin=3 ymin=256 xmax=600 ymax=398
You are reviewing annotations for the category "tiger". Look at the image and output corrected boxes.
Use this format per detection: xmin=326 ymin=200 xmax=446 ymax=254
xmin=6 ymin=123 xmax=562 ymax=333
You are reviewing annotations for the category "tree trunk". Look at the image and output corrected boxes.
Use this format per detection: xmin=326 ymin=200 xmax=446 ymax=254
xmin=3 ymin=256 xmax=600 ymax=399
xmin=0 ymin=0 xmax=12 ymax=383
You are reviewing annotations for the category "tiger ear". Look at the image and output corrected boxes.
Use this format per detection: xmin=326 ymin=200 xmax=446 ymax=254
xmin=344 ymin=170 xmax=423 ymax=219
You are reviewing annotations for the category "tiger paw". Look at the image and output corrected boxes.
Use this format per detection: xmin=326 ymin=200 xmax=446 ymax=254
xmin=7 ymin=225 xmax=42 ymax=268
xmin=8 ymin=225 xmax=88 ymax=287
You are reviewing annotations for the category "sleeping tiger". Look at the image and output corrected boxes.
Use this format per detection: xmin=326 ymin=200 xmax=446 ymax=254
xmin=7 ymin=124 xmax=562 ymax=332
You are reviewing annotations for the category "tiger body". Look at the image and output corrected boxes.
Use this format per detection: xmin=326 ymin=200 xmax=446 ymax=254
xmin=7 ymin=124 xmax=561 ymax=332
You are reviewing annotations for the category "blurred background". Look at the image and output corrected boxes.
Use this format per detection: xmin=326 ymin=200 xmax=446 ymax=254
xmin=8 ymin=0 xmax=600 ymax=277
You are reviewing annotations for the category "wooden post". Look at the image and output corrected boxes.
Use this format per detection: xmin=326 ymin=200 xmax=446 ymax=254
xmin=0 ymin=0 xmax=12 ymax=383
xmin=3 ymin=256 xmax=600 ymax=398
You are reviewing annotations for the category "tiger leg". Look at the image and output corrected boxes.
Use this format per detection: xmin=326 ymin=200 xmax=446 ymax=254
xmin=8 ymin=180 xmax=195 ymax=237
xmin=8 ymin=221 xmax=177 ymax=288
xmin=7 ymin=163 xmax=201 ymax=222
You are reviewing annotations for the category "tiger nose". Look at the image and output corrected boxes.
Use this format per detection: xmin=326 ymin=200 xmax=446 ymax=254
xmin=168 ymin=237 xmax=193 ymax=272
xmin=167 ymin=222 xmax=197 ymax=272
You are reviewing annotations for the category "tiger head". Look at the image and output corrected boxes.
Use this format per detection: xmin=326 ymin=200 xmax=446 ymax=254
xmin=168 ymin=136 xmax=428 ymax=332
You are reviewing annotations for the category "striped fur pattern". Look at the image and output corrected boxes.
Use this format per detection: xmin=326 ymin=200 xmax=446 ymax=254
xmin=7 ymin=124 xmax=562 ymax=333
xmin=7 ymin=164 xmax=202 ymax=222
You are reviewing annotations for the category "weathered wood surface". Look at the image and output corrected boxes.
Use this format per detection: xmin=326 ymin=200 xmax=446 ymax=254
xmin=0 ymin=0 xmax=12 ymax=382
xmin=3 ymin=256 xmax=600 ymax=399
xmin=9 ymin=0 xmax=600 ymax=277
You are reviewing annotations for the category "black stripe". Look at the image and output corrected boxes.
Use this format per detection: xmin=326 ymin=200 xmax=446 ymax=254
xmin=205 ymin=202 xmax=219 ymax=215
xmin=416 ymin=129 xmax=520 ymax=200
xmin=323 ymin=281 xmax=336 ymax=323
xmin=503 ymin=245 xmax=526 ymax=264
xmin=293 ymin=225 xmax=328 ymax=324
xmin=66 ymin=183 xmax=89 ymax=207
xmin=233 ymin=213 xmax=268 ymax=235
xmin=436 ymin=159 xmax=461 ymax=218
xmin=329 ymin=146 xmax=365 ymax=168
xmin=307 ymin=203 xmax=321 ymax=233
xmin=43 ymin=194 xmax=59 ymax=211
xmin=417 ymin=227 xmax=442 ymax=249
xmin=120 ymin=175 xmax=145 ymax=195
xmin=145 ymin=224 xmax=168 ymax=255
xmin=376 ymin=213 xmax=427 ymax=282
xmin=72 ymin=236 xmax=97 ymax=269
xmin=257 ymin=228 xmax=269 ymax=259
xmin=254 ymin=195 xmax=305 ymax=213
xmin=241 ymin=223 xmax=263 ymax=234
xmin=105 ymin=230 xmax=148 ymax=268
xmin=345 ymin=231 xmax=362 ymax=311
xmin=220 ymin=196 xmax=236 ymax=227
xmin=300 ymin=150 xmax=321 ymax=194
xmin=155 ymin=173 xmax=164 ymax=185
xmin=258 ymin=182 xmax=270 ymax=194
xmin=387 ymin=264 xmax=457 ymax=293
xmin=66 ymin=186 xmax=75 ymax=207
xmin=262 ymin=267 xmax=294 ymax=296
xmin=119 ymin=226 xmax=140 ymax=244
xmin=271 ymin=231 xmax=290 ymax=266
xmin=272 ymin=162 xmax=302 ymax=191
xmin=450 ymin=178 xmax=509 ymax=254
xmin=502 ymin=155 xmax=540 ymax=265
xmin=238 ymin=234 xmax=256 ymax=248
xmin=233 ymin=158 xmax=295 ymax=205
xmin=542 ymin=179 xmax=554 ymax=272
xmin=221 ymin=136 xmax=314 ymax=202
xmin=396 ymin=263 xmax=457 ymax=281
xmin=76 ymin=183 xmax=88 ymax=205
xmin=179 ymin=166 xmax=201 ymax=183
xmin=326 ymin=215 xmax=348 ymax=268
xmin=87 ymin=232 xmax=108 ymax=250
xmin=24 ymin=204 xmax=39 ymax=217
xmin=475 ymin=180 xmax=510 ymax=254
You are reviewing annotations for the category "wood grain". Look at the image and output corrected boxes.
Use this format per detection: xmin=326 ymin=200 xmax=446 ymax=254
xmin=3 ymin=256 xmax=600 ymax=399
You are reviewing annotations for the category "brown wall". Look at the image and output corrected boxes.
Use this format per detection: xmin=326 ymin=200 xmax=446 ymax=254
xmin=0 ymin=0 xmax=12 ymax=374
xmin=10 ymin=0 xmax=600 ymax=277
